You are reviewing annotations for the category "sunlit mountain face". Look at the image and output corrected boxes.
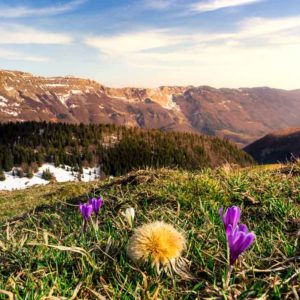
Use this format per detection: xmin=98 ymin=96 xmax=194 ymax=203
xmin=1 ymin=70 xmax=300 ymax=147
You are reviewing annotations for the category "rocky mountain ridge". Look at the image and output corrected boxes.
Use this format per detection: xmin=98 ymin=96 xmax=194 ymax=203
xmin=1 ymin=69 xmax=300 ymax=146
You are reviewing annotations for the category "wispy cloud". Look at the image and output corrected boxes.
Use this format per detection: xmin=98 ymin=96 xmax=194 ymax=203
xmin=85 ymin=30 xmax=184 ymax=56
xmin=238 ymin=15 xmax=300 ymax=37
xmin=84 ymin=13 xmax=300 ymax=88
xmin=190 ymin=0 xmax=264 ymax=12
xmin=143 ymin=0 xmax=175 ymax=10
xmin=0 ymin=0 xmax=86 ymax=18
xmin=0 ymin=48 xmax=49 ymax=62
xmin=0 ymin=24 xmax=72 ymax=45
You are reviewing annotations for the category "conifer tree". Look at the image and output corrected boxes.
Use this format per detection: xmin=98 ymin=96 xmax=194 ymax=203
xmin=3 ymin=149 xmax=14 ymax=172
xmin=27 ymin=168 xmax=33 ymax=179
xmin=0 ymin=167 xmax=5 ymax=181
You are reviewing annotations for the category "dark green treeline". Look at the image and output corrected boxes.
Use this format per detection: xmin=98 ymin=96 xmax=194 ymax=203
xmin=0 ymin=122 xmax=254 ymax=176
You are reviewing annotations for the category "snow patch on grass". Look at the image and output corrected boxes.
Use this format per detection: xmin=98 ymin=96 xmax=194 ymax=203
xmin=0 ymin=163 xmax=100 ymax=191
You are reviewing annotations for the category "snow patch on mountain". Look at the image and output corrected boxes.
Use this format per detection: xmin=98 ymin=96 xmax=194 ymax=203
xmin=4 ymin=86 xmax=14 ymax=92
xmin=0 ymin=108 xmax=19 ymax=116
xmin=0 ymin=95 xmax=8 ymax=107
xmin=164 ymin=94 xmax=180 ymax=111
xmin=57 ymin=93 xmax=70 ymax=106
xmin=3 ymin=71 xmax=16 ymax=77
xmin=71 ymin=90 xmax=83 ymax=95
xmin=0 ymin=95 xmax=8 ymax=102
xmin=70 ymin=104 xmax=79 ymax=108
xmin=44 ymin=83 xmax=69 ymax=88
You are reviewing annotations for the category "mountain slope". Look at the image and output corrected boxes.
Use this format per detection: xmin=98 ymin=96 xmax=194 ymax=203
xmin=0 ymin=70 xmax=192 ymax=133
xmin=244 ymin=128 xmax=300 ymax=164
xmin=1 ymin=70 xmax=300 ymax=146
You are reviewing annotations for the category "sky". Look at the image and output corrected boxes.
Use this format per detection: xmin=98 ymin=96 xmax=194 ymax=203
xmin=1 ymin=0 xmax=300 ymax=89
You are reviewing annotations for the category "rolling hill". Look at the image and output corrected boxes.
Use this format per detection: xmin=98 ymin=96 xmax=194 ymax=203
xmin=244 ymin=128 xmax=300 ymax=164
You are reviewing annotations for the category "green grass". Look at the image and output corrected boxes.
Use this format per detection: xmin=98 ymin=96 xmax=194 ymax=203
xmin=0 ymin=164 xmax=299 ymax=299
xmin=0 ymin=181 xmax=97 ymax=222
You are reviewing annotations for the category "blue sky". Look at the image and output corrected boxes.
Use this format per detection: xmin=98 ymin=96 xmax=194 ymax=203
xmin=1 ymin=0 xmax=300 ymax=88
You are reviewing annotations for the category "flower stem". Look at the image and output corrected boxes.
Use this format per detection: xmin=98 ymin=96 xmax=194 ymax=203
xmin=82 ymin=220 xmax=88 ymax=233
xmin=225 ymin=265 xmax=233 ymax=289
xmin=95 ymin=215 xmax=99 ymax=228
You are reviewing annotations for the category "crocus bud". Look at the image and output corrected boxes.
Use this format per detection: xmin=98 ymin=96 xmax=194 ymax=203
xmin=219 ymin=206 xmax=241 ymax=230
xmin=79 ymin=203 xmax=93 ymax=220
xmin=89 ymin=197 xmax=103 ymax=217
xmin=79 ymin=203 xmax=93 ymax=232
xmin=123 ymin=207 xmax=135 ymax=228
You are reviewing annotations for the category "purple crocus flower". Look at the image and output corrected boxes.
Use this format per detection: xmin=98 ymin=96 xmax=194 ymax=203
xmin=226 ymin=223 xmax=255 ymax=266
xmin=219 ymin=206 xmax=255 ymax=287
xmin=219 ymin=206 xmax=241 ymax=230
xmin=79 ymin=203 xmax=93 ymax=232
xmin=89 ymin=197 xmax=103 ymax=217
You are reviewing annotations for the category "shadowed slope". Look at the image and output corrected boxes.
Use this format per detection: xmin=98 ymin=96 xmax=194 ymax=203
xmin=244 ymin=128 xmax=300 ymax=164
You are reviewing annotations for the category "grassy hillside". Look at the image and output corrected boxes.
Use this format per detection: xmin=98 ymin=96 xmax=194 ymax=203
xmin=0 ymin=164 xmax=299 ymax=299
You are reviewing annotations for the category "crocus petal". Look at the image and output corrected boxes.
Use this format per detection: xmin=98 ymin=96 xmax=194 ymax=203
xmin=229 ymin=231 xmax=255 ymax=265
xmin=226 ymin=224 xmax=233 ymax=238
xmin=230 ymin=206 xmax=241 ymax=229
xmin=79 ymin=203 xmax=83 ymax=212
xmin=229 ymin=232 xmax=245 ymax=265
xmin=226 ymin=224 xmax=235 ymax=250
xmin=89 ymin=197 xmax=103 ymax=216
xmin=238 ymin=224 xmax=248 ymax=233
xmin=79 ymin=203 xmax=93 ymax=220
xmin=86 ymin=205 xmax=93 ymax=217
xmin=234 ymin=231 xmax=246 ymax=246
xmin=223 ymin=208 xmax=231 ymax=227
xmin=97 ymin=197 xmax=103 ymax=209
xmin=222 ymin=206 xmax=241 ymax=230
xmin=239 ymin=232 xmax=255 ymax=253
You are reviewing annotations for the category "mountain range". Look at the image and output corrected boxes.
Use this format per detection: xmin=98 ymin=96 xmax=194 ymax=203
xmin=1 ymin=69 xmax=300 ymax=147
